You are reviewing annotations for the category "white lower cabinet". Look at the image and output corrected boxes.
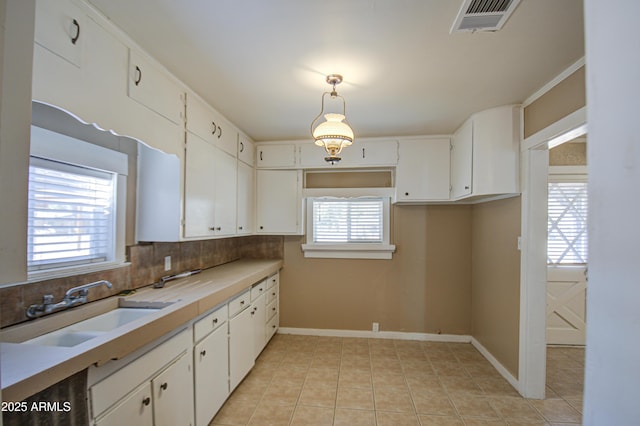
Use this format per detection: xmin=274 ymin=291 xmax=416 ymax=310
xmin=228 ymin=290 xmax=255 ymax=391
xmin=94 ymin=383 xmax=153 ymax=426
xmin=90 ymin=329 xmax=193 ymax=426
xmin=193 ymin=306 xmax=229 ymax=426
xmin=251 ymin=282 xmax=267 ymax=359
xmin=152 ymin=353 xmax=194 ymax=426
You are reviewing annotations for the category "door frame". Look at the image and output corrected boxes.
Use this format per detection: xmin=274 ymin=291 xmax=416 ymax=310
xmin=518 ymin=106 xmax=587 ymax=398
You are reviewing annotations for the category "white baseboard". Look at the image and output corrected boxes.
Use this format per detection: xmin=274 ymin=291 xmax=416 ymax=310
xmin=277 ymin=327 xmax=520 ymax=394
xmin=278 ymin=327 xmax=471 ymax=342
xmin=470 ymin=337 xmax=520 ymax=391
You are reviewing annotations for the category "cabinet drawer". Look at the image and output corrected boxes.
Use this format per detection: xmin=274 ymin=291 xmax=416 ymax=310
xmin=266 ymin=283 xmax=278 ymax=305
xmin=228 ymin=289 xmax=251 ymax=317
xmin=266 ymin=272 xmax=279 ymax=290
xmin=94 ymin=382 xmax=153 ymax=426
xmin=266 ymin=314 xmax=279 ymax=340
xmin=90 ymin=328 xmax=190 ymax=418
xmin=266 ymin=298 xmax=278 ymax=322
xmin=251 ymin=279 xmax=267 ymax=301
xmin=193 ymin=304 xmax=228 ymax=343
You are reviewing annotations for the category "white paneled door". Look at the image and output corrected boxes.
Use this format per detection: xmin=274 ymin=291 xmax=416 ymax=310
xmin=546 ymin=266 xmax=587 ymax=345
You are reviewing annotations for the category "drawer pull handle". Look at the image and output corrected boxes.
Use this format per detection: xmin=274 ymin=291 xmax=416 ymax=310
xmin=259 ymin=288 xmax=263 ymax=292
xmin=142 ymin=397 xmax=151 ymax=406
xmin=213 ymin=318 xmax=218 ymax=324
xmin=240 ymin=141 xmax=244 ymax=152
xmin=160 ymin=382 xmax=168 ymax=391
xmin=71 ymin=19 xmax=80 ymax=45
xmin=240 ymin=300 xmax=245 ymax=305
xmin=200 ymin=350 xmax=207 ymax=357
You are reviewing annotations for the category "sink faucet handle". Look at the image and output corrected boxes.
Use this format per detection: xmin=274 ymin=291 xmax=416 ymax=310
xmin=43 ymin=294 xmax=54 ymax=305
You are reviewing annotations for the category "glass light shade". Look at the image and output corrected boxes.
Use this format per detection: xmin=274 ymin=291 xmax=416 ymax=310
xmin=312 ymin=113 xmax=354 ymax=156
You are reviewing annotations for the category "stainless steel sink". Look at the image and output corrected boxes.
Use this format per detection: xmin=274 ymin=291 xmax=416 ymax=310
xmin=23 ymin=306 xmax=167 ymax=347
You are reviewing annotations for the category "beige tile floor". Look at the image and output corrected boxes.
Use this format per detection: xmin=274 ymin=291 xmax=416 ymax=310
xmin=212 ymin=335 xmax=584 ymax=425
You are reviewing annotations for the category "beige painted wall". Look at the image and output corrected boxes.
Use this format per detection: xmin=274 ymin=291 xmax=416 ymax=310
xmin=524 ymin=66 xmax=586 ymax=138
xmin=470 ymin=196 xmax=522 ymax=377
xmin=280 ymin=205 xmax=472 ymax=334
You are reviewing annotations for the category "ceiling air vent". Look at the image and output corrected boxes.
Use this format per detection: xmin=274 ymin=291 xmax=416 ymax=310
xmin=450 ymin=0 xmax=522 ymax=33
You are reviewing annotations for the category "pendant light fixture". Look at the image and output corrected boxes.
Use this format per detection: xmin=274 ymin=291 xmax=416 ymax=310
xmin=310 ymin=74 xmax=354 ymax=164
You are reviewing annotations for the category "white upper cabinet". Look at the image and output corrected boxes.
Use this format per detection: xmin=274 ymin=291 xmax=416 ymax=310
xmin=396 ymin=138 xmax=451 ymax=202
xmin=298 ymin=140 xmax=398 ymax=168
xmin=237 ymin=161 xmax=255 ymax=235
xmin=256 ymin=170 xmax=303 ymax=234
xmin=184 ymin=133 xmax=237 ymax=239
xmin=256 ymin=144 xmax=297 ymax=168
xmin=237 ymin=135 xmax=255 ymax=166
xmin=450 ymin=105 xmax=520 ymax=201
xmin=341 ymin=140 xmax=399 ymax=166
xmin=34 ymin=0 xmax=84 ymax=67
xmin=128 ymin=49 xmax=185 ymax=126
xmin=450 ymin=119 xmax=473 ymax=199
xmin=186 ymin=94 xmax=238 ymax=157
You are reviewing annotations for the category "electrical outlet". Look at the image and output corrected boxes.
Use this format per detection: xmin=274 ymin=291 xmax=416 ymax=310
xmin=372 ymin=322 xmax=379 ymax=333
xmin=164 ymin=255 xmax=171 ymax=271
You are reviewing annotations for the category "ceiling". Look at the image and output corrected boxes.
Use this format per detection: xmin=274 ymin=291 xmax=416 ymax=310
xmin=86 ymin=0 xmax=584 ymax=142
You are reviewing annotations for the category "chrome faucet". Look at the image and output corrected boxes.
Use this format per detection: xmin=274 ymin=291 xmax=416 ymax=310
xmin=26 ymin=280 xmax=113 ymax=319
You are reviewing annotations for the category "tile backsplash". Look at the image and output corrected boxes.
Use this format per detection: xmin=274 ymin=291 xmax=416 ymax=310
xmin=0 ymin=235 xmax=283 ymax=328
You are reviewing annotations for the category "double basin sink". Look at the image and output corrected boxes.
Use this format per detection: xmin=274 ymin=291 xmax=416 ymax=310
xmin=22 ymin=300 xmax=173 ymax=348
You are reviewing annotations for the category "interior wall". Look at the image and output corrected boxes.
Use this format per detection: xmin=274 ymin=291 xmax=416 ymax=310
xmin=524 ymin=66 xmax=586 ymax=138
xmin=280 ymin=204 xmax=472 ymax=334
xmin=471 ymin=196 xmax=522 ymax=377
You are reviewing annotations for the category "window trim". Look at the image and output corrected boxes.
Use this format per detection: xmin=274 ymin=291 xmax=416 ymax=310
xmin=301 ymin=196 xmax=396 ymax=259
xmin=28 ymin=125 xmax=128 ymax=280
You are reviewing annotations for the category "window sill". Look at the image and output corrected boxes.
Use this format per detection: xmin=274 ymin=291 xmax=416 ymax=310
xmin=301 ymin=244 xmax=396 ymax=260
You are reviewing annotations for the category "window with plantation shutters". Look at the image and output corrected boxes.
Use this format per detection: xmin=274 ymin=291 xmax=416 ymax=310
xmin=302 ymin=197 xmax=395 ymax=259
xmin=547 ymin=181 xmax=588 ymax=264
xmin=28 ymin=156 xmax=116 ymax=271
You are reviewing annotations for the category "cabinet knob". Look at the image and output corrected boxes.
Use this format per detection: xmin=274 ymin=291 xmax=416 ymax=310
xmin=216 ymin=227 xmax=221 ymax=231
xmin=259 ymin=226 xmax=264 ymax=230
xmin=71 ymin=19 xmax=80 ymax=45
xmin=405 ymin=192 xmax=409 ymax=196
xmin=239 ymin=226 xmax=243 ymax=230
xmin=464 ymin=186 xmax=470 ymax=190
xmin=213 ymin=318 xmax=218 ymax=324
xmin=240 ymin=300 xmax=245 ymax=305
xmin=200 ymin=350 xmax=206 ymax=357
xmin=272 ymin=307 xmax=276 ymax=311
xmin=209 ymin=226 xmax=215 ymax=231
xmin=142 ymin=397 xmax=151 ymax=406
xmin=160 ymin=382 xmax=168 ymax=391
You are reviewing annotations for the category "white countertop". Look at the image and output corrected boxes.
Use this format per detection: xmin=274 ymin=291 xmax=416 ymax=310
xmin=0 ymin=258 xmax=282 ymax=402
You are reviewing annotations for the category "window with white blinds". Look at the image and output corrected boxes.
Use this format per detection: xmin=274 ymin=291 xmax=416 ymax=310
xmin=548 ymin=181 xmax=588 ymax=264
xmin=302 ymin=196 xmax=395 ymax=259
xmin=27 ymin=157 xmax=116 ymax=271
xmin=312 ymin=198 xmax=383 ymax=243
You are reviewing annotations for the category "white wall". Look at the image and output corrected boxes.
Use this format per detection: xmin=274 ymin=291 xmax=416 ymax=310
xmin=583 ymin=0 xmax=640 ymax=423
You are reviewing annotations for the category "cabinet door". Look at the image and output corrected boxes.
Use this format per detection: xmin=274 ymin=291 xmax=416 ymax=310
xmin=256 ymin=144 xmax=297 ymax=168
xmin=299 ymin=144 xmax=330 ymax=168
xmin=34 ymin=0 xmax=84 ymax=67
xmin=237 ymin=161 xmax=255 ymax=235
xmin=186 ymin=94 xmax=237 ymax=156
xmin=194 ymin=325 xmax=229 ymax=426
xmin=94 ymin=382 xmax=153 ymax=426
xmin=251 ymin=292 xmax=266 ymax=358
xmin=396 ymin=139 xmax=451 ymax=201
xmin=128 ymin=49 xmax=184 ymax=125
xmin=237 ymin=136 xmax=255 ymax=166
xmin=342 ymin=141 xmax=398 ymax=166
xmin=153 ymin=353 xmax=194 ymax=426
xmin=213 ymin=149 xmax=237 ymax=236
xmin=450 ymin=119 xmax=473 ymax=199
xmin=256 ymin=170 xmax=302 ymax=234
xmin=184 ymin=133 xmax=216 ymax=238
xmin=229 ymin=306 xmax=255 ymax=391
